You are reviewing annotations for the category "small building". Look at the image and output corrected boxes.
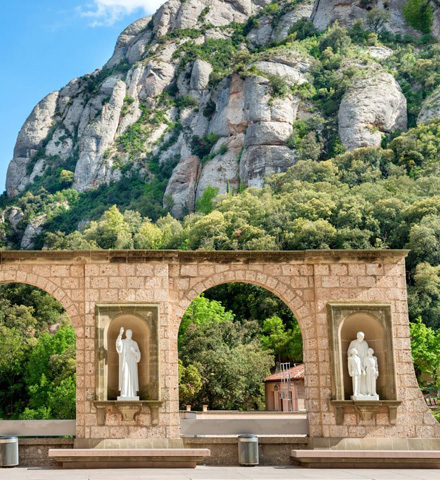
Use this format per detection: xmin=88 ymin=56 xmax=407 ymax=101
xmin=264 ymin=364 xmax=305 ymax=412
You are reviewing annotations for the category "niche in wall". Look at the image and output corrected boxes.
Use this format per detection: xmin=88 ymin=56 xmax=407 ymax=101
xmin=328 ymin=303 xmax=397 ymax=401
xmin=96 ymin=304 xmax=160 ymax=402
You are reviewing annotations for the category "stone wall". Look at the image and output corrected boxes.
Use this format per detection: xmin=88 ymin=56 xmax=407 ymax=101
xmin=19 ymin=438 xmax=74 ymax=467
xmin=0 ymin=249 xmax=437 ymax=447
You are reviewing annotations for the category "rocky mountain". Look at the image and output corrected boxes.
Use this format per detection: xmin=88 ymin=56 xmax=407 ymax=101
xmin=2 ymin=0 xmax=440 ymax=248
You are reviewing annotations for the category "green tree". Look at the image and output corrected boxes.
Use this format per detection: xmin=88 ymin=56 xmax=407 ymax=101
xmin=178 ymin=359 xmax=202 ymax=407
xmin=260 ymin=315 xmax=303 ymax=363
xmin=179 ymin=318 xmax=273 ymax=410
xmin=179 ymin=294 xmax=234 ymax=343
xmin=196 ymin=186 xmax=219 ymax=215
xmin=134 ymin=220 xmax=163 ymax=249
xmin=410 ymin=317 xmax=440 ymax=387
xmin=24 ymin=325 xmax=76 ymax=419
xmin=408 ymin=263 xmax=440 ymax=329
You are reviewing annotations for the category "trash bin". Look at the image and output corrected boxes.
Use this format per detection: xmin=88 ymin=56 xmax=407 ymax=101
xmin=238 ymin=434 xmax=258 ymax=466
xmin=0 ymin=436 xmax=19 ymax=467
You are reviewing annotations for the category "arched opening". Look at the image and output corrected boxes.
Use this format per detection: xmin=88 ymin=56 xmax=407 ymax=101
xmin=0 ymin=283 xmax=76 ymax=420
xmin=178 ymin=282 xmax=304 ymax=413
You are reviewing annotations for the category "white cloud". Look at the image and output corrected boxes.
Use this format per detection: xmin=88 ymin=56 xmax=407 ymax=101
xmin=79 ymin=0 xmax=166 ymax=26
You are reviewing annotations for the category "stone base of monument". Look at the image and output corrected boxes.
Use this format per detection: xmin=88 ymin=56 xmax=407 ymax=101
xmin=48 ymin=448 xmax=211 ymax=469
xmin=117 ymin=396 xmax=139 ymax=402
xmin=290 ymin=449 xmax=440 ymax=469
xmin=350 ymin=394 xmax=379 ymax=401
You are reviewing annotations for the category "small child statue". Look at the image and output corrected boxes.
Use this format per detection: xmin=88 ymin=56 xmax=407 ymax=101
xmin=348 ymin=347 xmax=363 ymax=399
xmin=363 ymin=347 xmax=379 ymax=400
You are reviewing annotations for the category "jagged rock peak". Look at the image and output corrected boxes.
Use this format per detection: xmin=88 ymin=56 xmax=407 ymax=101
xmin=5 ymin=0 xmax=313 ymax=199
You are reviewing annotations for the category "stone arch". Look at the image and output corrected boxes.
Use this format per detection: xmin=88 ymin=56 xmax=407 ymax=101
xmin=175 ymin=269 xmax=313 ymax=338
xmin=0 ymin=271 xmax=79 ymax=328
xmin=174 ymin=268 xmax=314 ymax=417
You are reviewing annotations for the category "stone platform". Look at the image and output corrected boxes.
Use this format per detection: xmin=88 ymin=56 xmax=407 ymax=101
xmin=48 ymin=448 xmax=210 ymax=469
xmin=291 ymin=449 xmax=440 ymax=469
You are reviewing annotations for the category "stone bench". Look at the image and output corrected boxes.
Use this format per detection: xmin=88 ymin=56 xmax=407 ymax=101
xmin=49 ymin=448 xmax=210 ymax=469
xmin=291 ymin=449 xmax=440 ymax=469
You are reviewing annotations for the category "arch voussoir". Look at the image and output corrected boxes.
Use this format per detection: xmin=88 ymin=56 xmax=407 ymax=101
xmin=0 ymin=266 xmax=80 ymax=328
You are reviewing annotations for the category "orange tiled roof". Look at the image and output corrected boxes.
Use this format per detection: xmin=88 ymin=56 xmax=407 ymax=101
xmin=264 ymin=364 xmax=304 ymax=382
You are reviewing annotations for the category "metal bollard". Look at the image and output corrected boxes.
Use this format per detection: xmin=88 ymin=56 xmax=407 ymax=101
xmin=0 ymin=436 xmax=19 ymax=467
xmin=237 ymin=434 xmax=258 ymax=466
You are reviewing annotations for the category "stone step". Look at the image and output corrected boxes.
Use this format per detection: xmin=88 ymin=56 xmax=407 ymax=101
xmin=49 ymin=448 xmax=210 ymax=469
xmin=291 ymin=449 xmax=440 ymax=469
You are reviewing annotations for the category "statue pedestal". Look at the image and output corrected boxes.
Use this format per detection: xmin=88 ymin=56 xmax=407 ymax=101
xmin=117 ymin=396 xmax=140 ymax=401
xmin=94 ymin=400 xmax=162 ymax=425
xmin=351 ymin=394 xmax=379 ymax=401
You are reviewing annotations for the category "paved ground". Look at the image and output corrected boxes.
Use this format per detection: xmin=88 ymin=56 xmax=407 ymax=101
xmin=0 ymin=466 xmax=439 ymax=480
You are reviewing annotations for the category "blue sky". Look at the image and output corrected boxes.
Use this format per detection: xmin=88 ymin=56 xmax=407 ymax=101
xmin=0 ymin=0 xmax=165 ymax=194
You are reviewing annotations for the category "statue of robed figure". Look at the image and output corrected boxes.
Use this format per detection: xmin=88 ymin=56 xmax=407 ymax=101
xmin=116 ymin=327 xmax=141 ymax=401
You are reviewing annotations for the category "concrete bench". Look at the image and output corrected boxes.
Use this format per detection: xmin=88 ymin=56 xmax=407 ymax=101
xmin=49 ymin=448 xmax=210 ymax=469
xmin=291 ymin=449 xmax=440 ymax=468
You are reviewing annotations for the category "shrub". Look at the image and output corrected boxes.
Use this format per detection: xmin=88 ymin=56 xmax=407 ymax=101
xmin=266 ymin=74 xmax=288 ymax=98
xmin=366 ymin=8 xmax=391 ymax=33
xmin=403 ymin=0 xmax=434 ymax=34
xmin=288 ymin=18 xmax=318 ymax=40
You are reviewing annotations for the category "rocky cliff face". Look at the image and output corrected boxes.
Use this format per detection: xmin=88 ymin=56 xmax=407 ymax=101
xmin=338 ymin=61 xmax=407 ymax=150
xmin=4 ymin=0 xmax=440 ymax=234
xmin=312 ymin=0 xmax=440 ymax=40
xmin=6 ymin=0 xmax=316 ymax=216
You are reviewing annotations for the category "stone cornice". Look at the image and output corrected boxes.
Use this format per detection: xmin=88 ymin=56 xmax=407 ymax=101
xmin=0 ymin=249 xmax=410 ymax=265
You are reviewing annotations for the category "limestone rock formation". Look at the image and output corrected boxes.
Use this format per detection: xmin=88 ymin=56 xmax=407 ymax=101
xmin=311 ymin=0 xmax=440 ymax=40
xmin=418 ymin=86 xmax=440 ymax=124
xmin=6 ymin=92 xmax=59 ymax=196
xmin=248 ymin=0 xmax=314 ymax=45
xmin=20 ymin=215 xmax=46 ymax=250
xmin=165 ymin=155 xmax=202 ymax=218
xmin=3 ymin=0 xmax=425 ymax=239
xmin=338 ymin=63 xmax=407 ymax=150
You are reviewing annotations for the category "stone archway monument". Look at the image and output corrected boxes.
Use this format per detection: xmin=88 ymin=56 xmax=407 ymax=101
xmin=0 ymin=249 xmax=438 ymax=465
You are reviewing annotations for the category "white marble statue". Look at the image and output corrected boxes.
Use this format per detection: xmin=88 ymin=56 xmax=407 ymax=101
xmin=116 ymin=327 xmax=141 ymax=401
xmin=348 ymin=348 xmax=363 ymax=399
xmin=348 ymin=331 xmax=369 ymax=395
xmin=363 ymin=348 xmax=379 ymax=400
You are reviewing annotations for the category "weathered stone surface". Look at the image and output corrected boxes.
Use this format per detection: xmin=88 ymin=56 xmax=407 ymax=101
xmin=189 ymin=60 xmax=213 ymax=94
xmin=106 ymin=17 xmax=152 ymax=68
xmin=164 ymin=155 xmax=202 ymax=218
xmin=209 ymin=79 xmax=232 ymax=137
xmin=248 ymin=1 xmax=314 ymax=45
xmin=338 ymin=65 xmax=407 ymax=150
xmin=73 ymin=81 xmax=126 ymax=191
xmin=366 ymin=46 xmax=393 ymax=61
xmin=196 ymin=135 xmax=244 ymax=198
xmin=240 ymin=145 xmax=296 ymax=188
xmin=3 ymin=206 xmax=24 ymax=230
xmin=21 ymin=215 xmax=47 ymax=249
xmin=45 ymin=128 xmax=73 ymax=160
xmin=226 ymin=74 xmax=247 ymax=134
xmin=311 ymin=0 xmax=440 ymax=40
xmin=418 ymin=86 xmax=440 ymax=125
xmin=248 ymin=15 xmax=274 ymax=46
xmin=271 ymin=0 xmax=314 ymax=42
xmin=6 ymin=91 xmax=59 ymax=196
xmin=245 ymin=121 xmax=292 ymax=146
